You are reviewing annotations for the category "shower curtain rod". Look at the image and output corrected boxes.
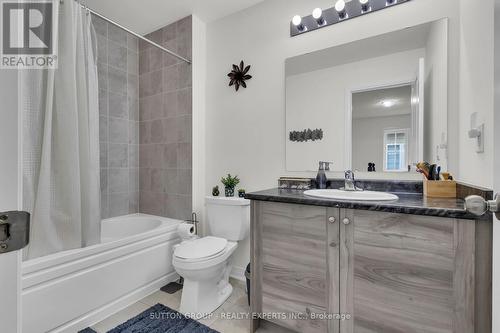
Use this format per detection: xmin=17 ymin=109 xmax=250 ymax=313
xmin=71 ymin=1 xmax=192 ymax=64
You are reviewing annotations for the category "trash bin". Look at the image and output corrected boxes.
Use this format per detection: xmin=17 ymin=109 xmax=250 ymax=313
xmin=245 ymin=263 xmax=251 ymax=306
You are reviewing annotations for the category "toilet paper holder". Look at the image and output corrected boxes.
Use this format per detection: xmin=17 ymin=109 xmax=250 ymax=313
xmin=184 ymin=212 xmax=199 ymax=235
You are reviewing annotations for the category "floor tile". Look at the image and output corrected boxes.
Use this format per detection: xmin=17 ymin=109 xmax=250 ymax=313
xmin=91 ymin=302 xmax=150 ymax=333
xmin=139 ymin=289 xmax=182 ymax=310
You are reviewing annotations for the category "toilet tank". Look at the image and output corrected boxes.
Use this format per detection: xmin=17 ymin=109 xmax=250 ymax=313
xmin=205 ymin=196 xmax=250 ymax=241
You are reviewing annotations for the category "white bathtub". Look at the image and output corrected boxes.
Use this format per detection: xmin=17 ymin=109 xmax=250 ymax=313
xmin=21 ymin=214 xmax=182 ymax=333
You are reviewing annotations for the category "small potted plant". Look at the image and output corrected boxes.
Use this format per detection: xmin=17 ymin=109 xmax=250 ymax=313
xmin=238 ymin=189 xmax=246 ymax=198
xmin=221 ymin=174 xmax=240 ymax=197
xmin=212 ymin=186 xmax=220 ymax=196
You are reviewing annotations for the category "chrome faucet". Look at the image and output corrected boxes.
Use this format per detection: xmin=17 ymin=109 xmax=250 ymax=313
xmin=343 ymin=170 xmax=357 ymax=191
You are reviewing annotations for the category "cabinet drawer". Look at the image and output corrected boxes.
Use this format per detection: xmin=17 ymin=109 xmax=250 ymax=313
xmin=260 ymin=202 xmax=328 ymax=333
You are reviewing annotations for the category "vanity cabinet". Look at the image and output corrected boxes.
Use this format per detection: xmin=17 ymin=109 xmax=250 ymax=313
xmin=250 ymin=201 xmax=492 ymax=333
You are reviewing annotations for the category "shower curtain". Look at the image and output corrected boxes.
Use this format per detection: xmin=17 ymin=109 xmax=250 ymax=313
xmin=21 ymin=1 xmax=101 ymax=259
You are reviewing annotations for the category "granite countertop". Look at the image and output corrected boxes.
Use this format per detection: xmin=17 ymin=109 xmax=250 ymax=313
xmin=245 ymin=188 xmax=483 ymax=220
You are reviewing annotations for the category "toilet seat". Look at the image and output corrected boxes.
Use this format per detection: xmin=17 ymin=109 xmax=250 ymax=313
xmin=174 ymin=236 xmax=228 ymax=263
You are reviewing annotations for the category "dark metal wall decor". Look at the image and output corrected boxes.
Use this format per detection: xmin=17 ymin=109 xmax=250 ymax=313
xmin=289 ymin=128 xmax=323 ymax=142
xmin=290 ymin=0 xmax=411 ymax=37
xmin=228 ymin=61 xmax=252 ymax=91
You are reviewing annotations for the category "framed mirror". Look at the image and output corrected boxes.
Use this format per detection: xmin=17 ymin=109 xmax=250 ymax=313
xmin=285 ymin=19 xmax=448 ymax=177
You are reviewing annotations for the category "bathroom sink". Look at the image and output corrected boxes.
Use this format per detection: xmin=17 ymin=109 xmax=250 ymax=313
xmin=303 ymin=189 xmax=399 ymax=201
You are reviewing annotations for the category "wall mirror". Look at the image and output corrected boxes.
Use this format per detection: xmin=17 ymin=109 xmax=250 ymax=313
xmin=285 ymin=18 xmax=448 ymax=176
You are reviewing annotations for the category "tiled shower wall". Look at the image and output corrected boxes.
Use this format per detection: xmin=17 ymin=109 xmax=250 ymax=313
xmin=94 ymin=15 xmax=140 ymax=219
xmin=138 ymin=16 xmax=193 ymax=220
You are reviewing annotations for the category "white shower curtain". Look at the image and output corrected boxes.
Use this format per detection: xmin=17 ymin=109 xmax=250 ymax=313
xmin=21 ymin=1 xmax=101 ymax=259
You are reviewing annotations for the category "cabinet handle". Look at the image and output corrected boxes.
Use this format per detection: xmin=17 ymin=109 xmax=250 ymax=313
xmin=343 ymin=217 xmax=350 ymax=225
xmin=328 ymin=216 xmax=336 ymax=224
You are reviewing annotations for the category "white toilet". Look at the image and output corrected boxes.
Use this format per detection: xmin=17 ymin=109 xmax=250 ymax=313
xmin=172 ymin=196 xmax=250 ymax=315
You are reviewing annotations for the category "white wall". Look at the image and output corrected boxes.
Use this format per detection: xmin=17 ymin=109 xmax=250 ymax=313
xmin=205 ymin=0 xmax=465 ymax=275
xmin=286 ymin=49 xmax=423 ymax=172
xmin=424 ymin=19 xmax=449 ymax=170
xmin=458 ymin=0 xmax=494 ymax=187
xmin=192 ymin=15 xmax=207 ymax=235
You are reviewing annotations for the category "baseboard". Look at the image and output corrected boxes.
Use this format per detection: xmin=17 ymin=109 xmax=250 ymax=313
xmin=230 ymin=265 xmax=246 ymax=282
xmin=51 ymin=272 xmax=179 ymax=333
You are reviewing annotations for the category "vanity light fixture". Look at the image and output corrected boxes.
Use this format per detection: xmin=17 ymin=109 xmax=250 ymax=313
xmin=290 ymin=0 xmax=411 ymax=37
xmin=292 ymin=15 xmax=306 ymax=31
xmin=359 ymin=0 xmax=371 ymax=12
xmin=312 ymin=8 xmax=326 ymax=26
xmin=335 ymin=0 xmax=347 ymax=19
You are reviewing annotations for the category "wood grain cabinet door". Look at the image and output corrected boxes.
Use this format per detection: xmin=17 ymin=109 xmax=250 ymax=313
xmin=339 ymin=209 xmax=476 ymax=333
xmin=259 ymin=202 xmax=339 ymax=333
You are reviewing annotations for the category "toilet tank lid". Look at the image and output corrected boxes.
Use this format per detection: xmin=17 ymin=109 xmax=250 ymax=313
xmin=205 ymin=196 xmax=250 ymax=206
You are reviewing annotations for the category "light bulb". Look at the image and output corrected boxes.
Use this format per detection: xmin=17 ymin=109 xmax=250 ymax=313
xmin=335 ymin=0 xmax=346 ymax=12
xmin=312 ymin=8 xmax=325 ymax=25
xmin=380 ymin=99 xmax=397 ymax=108
xmin=292 ymin=15 xmax=302 ymax=26
xmin=335 ymin=0 xmax=347 ymax=19
xmin=359 ymin=0 xmax=370 ymax=12
xmin=312 ymin=8 xmax=323 ymax=19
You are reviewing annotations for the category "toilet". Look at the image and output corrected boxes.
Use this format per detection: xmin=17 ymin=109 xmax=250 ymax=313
xmin=172 ymin=196 xmax=250 ymax=315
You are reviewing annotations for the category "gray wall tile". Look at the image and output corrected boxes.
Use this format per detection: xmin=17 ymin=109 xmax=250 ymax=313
xmin=108 ymin=67 xmax=127 ymax=95
xmin=96 ymin=24 xmax=140 ymax=219
xmin=99 ymin=116 xmax=108 ymax=142
xmin=138 ymin=16 xmax=192 ymax=219
xmin=129 ymin=144 xmax=139 ymax=167
xmin=109 ymin=117 xmax=129 ymax=143
xmin=109 ymin=91 xmax=128 ymax=118
xmin=139 ymin=191 xmax=164 ymax=216
xmin=101 ymin=194 xmax=109 ymax=219
xmin=109 ymin=193 xmax=129 ymax=217
xmin=100 ymin=169 xmax=108 ymax=195
xmin=127 ymin=50 xmax=138 ymax=74
xmin=109 ymin=168 xmax=129 ymax=193
xmin=108 ymin=143 xmax=128 ymax=168
xmin=129 ymin=168 xmax=139 ymax=192
xmin=97 ymin=34 xmax=108 ymax=64
xmin=177 ymin=143 xmax=192 ymax=169
xmin=129 ymin=191 xmax=139 ymax=214
xmin=127 ymin=34 xmax=138 ymax=53
xmin=163 ymin=91 xmax=178 ymax=118
xmin=92 ymin=15 xmax=107 ymax=37
xmin=108 ymin=24 xmax=127 ymax=46
xmin=100 ymin=142 xmax=108 ymax=168
xmin=99 ymin=89 xmax=108 ymax=117
xmin=108 ymin=40 xmax=127 ymax=71
xmin=97 ymin=63 xmax=108 ymax=91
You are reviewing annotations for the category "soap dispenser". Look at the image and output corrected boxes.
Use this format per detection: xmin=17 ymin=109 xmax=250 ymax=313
xmin=316 ymin=161 xmax=332 ymax=189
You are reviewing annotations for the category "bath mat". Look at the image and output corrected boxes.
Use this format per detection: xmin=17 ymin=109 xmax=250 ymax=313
xmin=107 ymin=303 xmax=219 ymax=333
xmin=161 ymin=281 xmax=183 ymax=294
xmin=78 ymin=328 xmax=97 ymax=333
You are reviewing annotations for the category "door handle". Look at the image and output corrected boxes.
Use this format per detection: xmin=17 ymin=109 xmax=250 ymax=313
xmin=464 ymin=194 xmax=500 ymax=219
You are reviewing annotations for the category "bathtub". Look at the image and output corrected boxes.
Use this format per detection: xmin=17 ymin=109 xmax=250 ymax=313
xmin=21 ymin=214 xmax=182 ymax=333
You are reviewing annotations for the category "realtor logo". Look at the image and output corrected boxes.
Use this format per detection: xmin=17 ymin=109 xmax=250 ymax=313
xmin=1 ymin=0 xmax=57 ymax=68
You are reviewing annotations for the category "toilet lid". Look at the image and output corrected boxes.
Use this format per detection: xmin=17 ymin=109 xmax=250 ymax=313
xmin=174 ymin=236 xmax=228 ymax=260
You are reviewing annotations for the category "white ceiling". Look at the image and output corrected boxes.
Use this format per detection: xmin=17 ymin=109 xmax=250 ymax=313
xmin=352 ymin=85 xmax=412 ymax=119
xmin=85 ymin=0 xmax=265 ymax=35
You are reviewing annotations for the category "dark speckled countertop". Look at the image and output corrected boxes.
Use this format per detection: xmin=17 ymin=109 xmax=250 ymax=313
xmin=245 ymin=188 xmax=483 ymax=220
